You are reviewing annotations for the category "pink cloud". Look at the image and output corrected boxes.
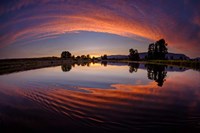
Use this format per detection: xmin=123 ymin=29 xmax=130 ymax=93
xmin=0 ymin=0 xmax=199 ymax=57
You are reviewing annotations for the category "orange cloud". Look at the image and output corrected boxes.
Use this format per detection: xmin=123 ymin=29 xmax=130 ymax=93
xmin=0 ymin=0 xmax=200 ymax=57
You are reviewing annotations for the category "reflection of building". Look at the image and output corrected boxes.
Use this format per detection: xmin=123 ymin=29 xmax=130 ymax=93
xmin=145 ymin=64 xmax=167 ymax=87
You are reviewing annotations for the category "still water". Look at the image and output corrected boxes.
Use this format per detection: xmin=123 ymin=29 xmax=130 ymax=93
xmin=0 ymin=62 xmax=200 ymax=132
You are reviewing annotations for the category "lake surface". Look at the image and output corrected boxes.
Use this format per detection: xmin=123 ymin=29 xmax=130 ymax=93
xmin=0 ymin=62 xmax=200 ymax=132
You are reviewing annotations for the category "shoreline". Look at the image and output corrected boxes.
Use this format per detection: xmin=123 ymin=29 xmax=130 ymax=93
xmin=101 ymin=59 xmax=200 ymax=71
xmin=0 ymin=58 xmax=98 ymax=75
xmin=0 ymin=58 xmax=199 ymax=75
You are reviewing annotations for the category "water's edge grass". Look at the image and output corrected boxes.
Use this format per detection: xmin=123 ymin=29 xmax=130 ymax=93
xmin=0 ymin=58 xmax=95 ymax=75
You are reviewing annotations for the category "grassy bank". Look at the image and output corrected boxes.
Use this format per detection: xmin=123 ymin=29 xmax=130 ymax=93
xmin=0 ymin=57 xmax=62 ymax=75
xmin=0 ymin=57 xmax=97 ymax=75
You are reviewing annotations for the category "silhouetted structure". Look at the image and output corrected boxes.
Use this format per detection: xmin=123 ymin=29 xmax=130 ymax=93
xmin=145 ymin=64 xmax=167 ymax=87
xmin=129 ymin=49 xmax=140 ymax=61
xmin=148 ymin=39 xmax=168 ymax=60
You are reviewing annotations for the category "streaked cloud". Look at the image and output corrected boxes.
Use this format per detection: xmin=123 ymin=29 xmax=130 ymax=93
xmin=0 ymin=0 xmax=200 ymax=57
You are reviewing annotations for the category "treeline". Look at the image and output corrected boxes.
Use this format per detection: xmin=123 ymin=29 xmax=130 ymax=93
xmin=99 ymin=39 xmax=168 ymax=61
xmin=61 ymin=51 xmax=98 ymax=61
xmin=61 ymin=39 xmax=200 ymax=69
xmin=128 ymin=39 xmax=168 ymax=61
xmin=61 ymin=39 xmax=168 ymax=61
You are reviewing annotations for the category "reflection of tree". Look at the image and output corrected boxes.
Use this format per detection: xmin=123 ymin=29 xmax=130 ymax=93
xmin=61 ymin=64 xmax=72 ymax=72
xmin=87 ymin=62 xmax=90 ymax=67
xmin=74 ymin=62 xmax=92 ymax=67
xmin=128 ymin=63 xmax=139 ymax=73
xmin=80 ymin=62 xmax=90 ymax=66
xmin=101 ymin=61 xmax=107 ymax=67
xmin=145 ymin=64 xmax=167 ymax=87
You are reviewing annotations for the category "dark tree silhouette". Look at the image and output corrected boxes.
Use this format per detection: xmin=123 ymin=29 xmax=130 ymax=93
xmin=147 ymin=39 xmax=168 ymax=60
xmin=145 ymin=64 xmax=167 ymax=87
xmin=148 ymin=43 xmax=155 ymax=59
xmin=156 ymin=39 xmax=168 ymax=59
xmin=101 ymin=54 xmax=107 ymax=60
xmin=92 ymin=56 xmax=97 ymax=61
xmin=71 ymin=55 xmax=75 ymax=60
xmin=86 ymin=54 xmax=90 ymax=59
xmin=81 ymin=55 xmax=86 ymax=60
xmin=76 ymin=56 xmax=81 ymax=60
xmin=61 ymin=51 xmax=71 ymax=59
xmin=129 ymin=49 xmax=140 ymax=61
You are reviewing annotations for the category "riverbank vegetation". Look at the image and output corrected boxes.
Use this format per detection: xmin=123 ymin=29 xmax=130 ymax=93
xmin=99 ymin=38 xmax=200 ymax=70
xmin=0 ymin=53 xmax=99 ymax=75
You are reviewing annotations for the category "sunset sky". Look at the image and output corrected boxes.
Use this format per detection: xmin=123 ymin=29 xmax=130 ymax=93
xmin=0 ymin=0 xmax=200 ymax=59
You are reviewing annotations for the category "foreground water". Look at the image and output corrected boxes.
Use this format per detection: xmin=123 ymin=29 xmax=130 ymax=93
xmin=0 ymin=62 xmax=200 ymax=132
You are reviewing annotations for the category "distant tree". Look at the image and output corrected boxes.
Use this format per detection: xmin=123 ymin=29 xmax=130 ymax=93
xmin=148 ymin=43 xmax=155 ymax=59
xmin=71 ymin=55 xmax=75 ymax=60
xmin=147 ymin=39 xmax=168 ymax=60
xmin=61 ymin=51 xmax=71 ymax=59
xmin=101 ymin=54 xmax=107 ymax=60
xmin=92 ymin=57 xmax=98 ymax=62
xmin=86 ymin=54 xmax=90 ymax=59
xmin=156 ymin=39 xmax=168 ymax=59
xmin=129 ymin=49 xmax=140 ymax=61
xmin=76 ymin=56 xmax=81 ymax=60
xmin=81 ymin=55 xmax=86 ymax=59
